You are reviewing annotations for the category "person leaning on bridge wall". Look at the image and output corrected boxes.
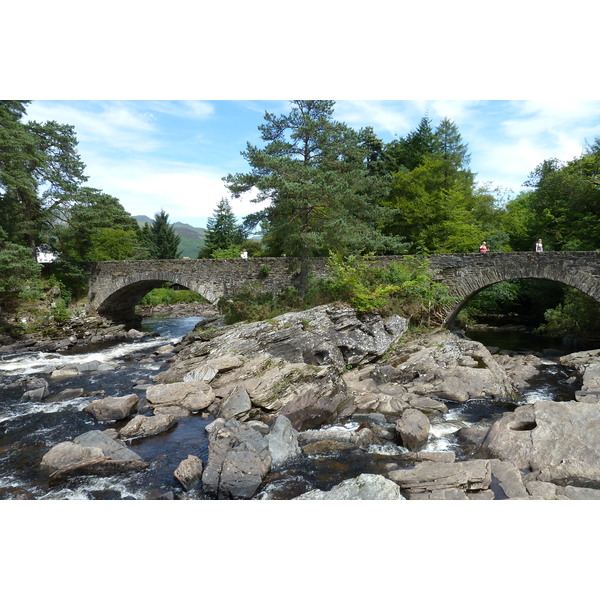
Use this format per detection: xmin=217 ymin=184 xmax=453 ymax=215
xmin=479 ymin=241 xmax=488 ymax=253
xmin=240 ymin=249 xmax=248 ymax=260
xmin=535 ymin=239 xmax=543 ymax=253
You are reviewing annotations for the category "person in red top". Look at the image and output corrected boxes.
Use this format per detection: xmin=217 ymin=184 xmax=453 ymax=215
xmin=479 ymin=241 xmax=488 ymax=253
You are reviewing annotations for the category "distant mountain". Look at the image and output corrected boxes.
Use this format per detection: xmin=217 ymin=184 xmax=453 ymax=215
xmin=133 ymin=215 xmax=206 ymax=258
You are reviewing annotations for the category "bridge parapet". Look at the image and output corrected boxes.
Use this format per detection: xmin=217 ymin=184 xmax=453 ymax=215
xmin=87 ymin=252 xmax=600 ymax=325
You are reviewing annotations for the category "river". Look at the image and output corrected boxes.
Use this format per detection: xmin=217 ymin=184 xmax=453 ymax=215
xmin=0 ymin=315 xmax=586 ymax=500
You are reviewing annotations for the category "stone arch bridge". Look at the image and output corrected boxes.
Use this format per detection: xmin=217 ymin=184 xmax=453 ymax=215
xmin=87 ymin=252 xmax=600 ymax=326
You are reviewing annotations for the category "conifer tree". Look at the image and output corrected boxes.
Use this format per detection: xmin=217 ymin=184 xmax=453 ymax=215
xmin=141 ymin=210 xmax=181 ymax=259
xmin=198 ymin=198 xmax=244 ymax=258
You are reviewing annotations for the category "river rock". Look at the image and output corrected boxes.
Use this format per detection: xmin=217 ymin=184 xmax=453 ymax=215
xmin=21 ymin=386 xmax=50 ymax=401
xmin=479 ymin=401 xmax=600 ymax=486
xmin=152 ymin=304 xmax=407 ymax=430
xmin=387 ymin=459 xmax=492 ymax=498
xmin=174 ymin=455 xmax=204 ymax=491
xmin=46 ymin=388 xmax=85 ymax=402
xmin=41 ymin=441 xmax=105 ymax=472
xmin=395 ymin=408 xmax=430 ymax=451
xmin=201 ymin=419 xmax=272 ymax=499
xmin=294 ymin=474 xmax=405 ymax=500
xmin=83 ymin=394 xmax=139 ymax=421
xmin=73 ymin=430 xmax=145 ymax=461
xmin=494 ymin=354 xmax=544 ymax=389
xmin=218 ymin=385 xmax=252 ymax=420
xmin=388 ymin=331 xmax=518 ymax=402
xmin=50 ymin=366 xmax=80 ymax=379
xmin=146 ymin=380 xmax=215 ymax=412
xmin=265 ymin=414 xmax=302 ymax=467
xmin=48 ymin=458 xmax=149 ymax=485
xmin=119 ymin=413 xmax=177 ymax=439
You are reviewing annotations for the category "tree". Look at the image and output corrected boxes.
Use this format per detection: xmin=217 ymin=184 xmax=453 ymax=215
xmin=0 ymin=101 xmax=87 ymax=256
xmin=523 ymin=145 xmax=600 ymax=250
xmin=225 ymin=100 xmax=405 ymax=295
xmin=198 ymin=198 xmax=245 ymax=258
xmin=55 ymin=187 xmax=143 ymax=261
xmin=384 ymin=115 xmax=437 ymax=173
xmin=141 ymin=210 xmax=181 ymax=259
xmin=0 ymin=227 xmax=42 ymax=309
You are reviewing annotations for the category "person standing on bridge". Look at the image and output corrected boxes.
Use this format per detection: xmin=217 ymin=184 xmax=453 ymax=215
xmin=240 ymin=249 xmax=248 ymax=260
xmin=479 ymin=241 xmax=488 ymax=253
xmin=535 ymin=239 xmax=543 ymax=253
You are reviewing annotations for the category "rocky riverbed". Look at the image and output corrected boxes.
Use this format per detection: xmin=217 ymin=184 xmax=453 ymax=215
xmin=6 ymin=302 xmax=600 ymax=500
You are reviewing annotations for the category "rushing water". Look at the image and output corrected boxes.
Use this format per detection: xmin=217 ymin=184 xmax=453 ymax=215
xmin=0 ymin=316 xmax=584 ymax=500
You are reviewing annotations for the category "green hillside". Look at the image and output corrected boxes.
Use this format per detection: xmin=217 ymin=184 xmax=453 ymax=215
xmin=134 ymin=216 xmax=206 ymax=258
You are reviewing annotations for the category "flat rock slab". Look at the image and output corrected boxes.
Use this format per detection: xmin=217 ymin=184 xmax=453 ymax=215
xmin=388 ymin=459 xmax=492 ymax=496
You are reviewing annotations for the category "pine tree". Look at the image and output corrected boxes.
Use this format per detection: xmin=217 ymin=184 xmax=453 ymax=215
xmin=225 ymin=100 xmax=404 ymax=295
xmin=142 ymin=210 xmax=181 ymax=259
xmin=198 ymin=198 xmax=244 ymax=258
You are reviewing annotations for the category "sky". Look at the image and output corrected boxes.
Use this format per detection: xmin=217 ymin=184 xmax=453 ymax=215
xmin=21 ymin=99 xmax=600 ymax=229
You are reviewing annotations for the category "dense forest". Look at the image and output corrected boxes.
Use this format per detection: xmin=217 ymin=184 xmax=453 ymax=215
xmin=1 ymin=100 xmax=599 ymax=338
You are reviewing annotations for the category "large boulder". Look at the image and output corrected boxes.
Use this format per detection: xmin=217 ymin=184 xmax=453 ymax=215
xmin=395 ymin=408 xmax=430 ymax=451
xmin=83 ymin=394 xmax=139 ymax=421
xmin=388 ymin=331 xmax=518 ymax=402
xmin=479 ymin=401 xmax=600 ymax=486
xmin=388 ymin=459 xmax=492 ymax=498
xmin=145 ymin=381 xmax=215 ymax=413
xmin=119 ymin=414 xmax=177 ymax=439
xmin=294 ymin=474 xmax=404 ymax=500
xmin=201 ymin=419 xmax=272 ymax=499
xmin=40 ymin=429 xmax=148 ymax=484
xmin=174 ymin=455 xmax=204 ymax=491
xmin=265 ymin=414 xmax=302 ymax=467
xmin=151 ymin=305 xmax=408 ymax=430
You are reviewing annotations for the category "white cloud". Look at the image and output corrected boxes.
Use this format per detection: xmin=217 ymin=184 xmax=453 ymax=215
xmin=82 ymin=153 xmax=256 ymax=226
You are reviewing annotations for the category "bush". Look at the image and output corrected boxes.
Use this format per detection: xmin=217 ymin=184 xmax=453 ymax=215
xmin=139 ymin=284 xmax=207 ymax=306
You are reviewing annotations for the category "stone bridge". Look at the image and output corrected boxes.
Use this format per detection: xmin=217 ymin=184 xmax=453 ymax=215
xmin=87 ymin=252 xmax=600 ymax=326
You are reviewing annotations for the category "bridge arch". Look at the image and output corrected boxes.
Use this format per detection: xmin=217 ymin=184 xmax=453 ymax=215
xmin=429 ymin=252 xmax=600 ymax=327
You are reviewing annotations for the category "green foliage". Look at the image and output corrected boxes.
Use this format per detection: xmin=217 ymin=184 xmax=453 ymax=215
xmin=139 ymin=284 xmax=206 ymax=306
xmin=536 ymin=288 xmax=600 ymax=339
xmin=225 ymin=100 xmax=405 ymax=295
xmin=0 ymin=101 xmax=87 ymax=252
xmin=140 ymin=210 xmax=182 ymax=259
xmin=219 ymin=252 xmax=454 ymax=326
xmin=198 ymin=198 xmax=245 ymax=258
xmin=55 ymin=187 xmax=142 ymax=261
xmin=0 ymin=232 xmax=43 ymax=308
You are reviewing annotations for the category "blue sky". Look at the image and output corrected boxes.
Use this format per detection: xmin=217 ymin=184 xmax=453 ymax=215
xmin=22 ymin=99 xmax=600 ymax=229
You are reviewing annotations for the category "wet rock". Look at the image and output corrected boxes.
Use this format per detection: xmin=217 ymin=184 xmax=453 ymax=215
xmin=83 ymin=394 xmax=139 ymax=421
xmin=301 ymin=439 xmax=356 ymax=455
xmin=202 ymin=419 xmax=272 ymax=499
xmin=50 ymin=366 xmax=80 ymax=379
xmin=395 ymin=408 xmax=430 ymax=451
xmin=119 ymin=414 xmax=177 ymax=439
xmin=46 ymin=388 xmax=85 ymax=402
xmin=295 ymin=474 xmax=405 ymax=500
xmin=174 ymin=455 xmax=204 ymax=491
xmin=49 ymin=458 xmax=149 ymax=485
xmin=21 ymin=386 xmax=50 ymax=401
xmin=153 ymin=405 xmax=191 ymax=418
xmin=265 ymin=415 xmax=302 ymax=467
xmin=155 ymin=344 xmax=176 ymax=355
